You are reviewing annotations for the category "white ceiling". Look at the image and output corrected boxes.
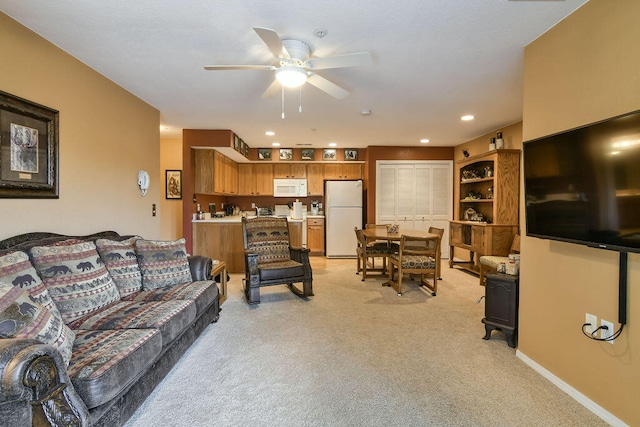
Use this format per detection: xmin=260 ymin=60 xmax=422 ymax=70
xmin=0 ymin=0 xmax=587 ymax=149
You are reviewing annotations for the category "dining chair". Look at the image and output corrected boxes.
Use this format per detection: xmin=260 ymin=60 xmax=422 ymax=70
xmin=355 ymin=228 xmax=395 ymax=280
xmin=388 ymin=234 xmax=441 ymax=296
xmin=427 ymin=227 xmax=445 ymax=279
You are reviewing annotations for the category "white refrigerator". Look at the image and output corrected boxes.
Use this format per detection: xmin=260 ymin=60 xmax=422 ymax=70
xmin=325 ymin=180 xmax=363 ymax=258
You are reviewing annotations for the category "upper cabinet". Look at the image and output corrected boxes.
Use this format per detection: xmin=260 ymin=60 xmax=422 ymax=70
xmin=194 ymin=149 xmax=238 ymax=195
xmin=323 ymin=163 xmax=362 ymax=180
xmin=306 ymin=163 xmax=324 ymax=196
xmin=238 ymin=164 xmax=274 ymax=196
xmin=273 ymin=163 xmax=307 ymax=178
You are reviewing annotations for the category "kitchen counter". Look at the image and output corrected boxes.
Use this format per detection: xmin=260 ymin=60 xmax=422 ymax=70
xmin=193 ymin=214 xmax=325 ymax=272
xmin=192 ymin=214 xmax=324 ymax=223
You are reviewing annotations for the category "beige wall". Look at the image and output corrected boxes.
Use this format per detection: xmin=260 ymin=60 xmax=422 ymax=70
xmin=160 ymin=137 xmax=183 ymax=240
xmin=0 ymin=13 xmax=162 ymax=241
xmin=521 ymin=1 xmax=639 ymax=424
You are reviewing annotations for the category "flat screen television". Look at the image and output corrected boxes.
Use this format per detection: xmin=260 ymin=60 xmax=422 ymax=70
xmin=523 ymin=109 xmax=640 ymax=253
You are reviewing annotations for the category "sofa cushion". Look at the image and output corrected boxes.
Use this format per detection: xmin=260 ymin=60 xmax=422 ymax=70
xmin=68 ymin=328 xmax=161 ymax=409
xmin=0 ymin=282 xmax=75 ymax=366
xmin=0 ymin=250 xmax=62 ymax=319
xmin=135 ymin=238 xmax=193 ymax=290
xmin=95 ymin=237 xmax=143 ymax=298
xmin=125 ymin=280 xmax=218 ymax=317
xmin=68 ymin=300 xmax=196 ymax=347
xmin=30 ymin=240 xmax=121 ymax=324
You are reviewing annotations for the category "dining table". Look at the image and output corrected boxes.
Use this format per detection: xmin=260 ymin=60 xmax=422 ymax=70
xmin=361 ymin=228 xmax=442 ymax=280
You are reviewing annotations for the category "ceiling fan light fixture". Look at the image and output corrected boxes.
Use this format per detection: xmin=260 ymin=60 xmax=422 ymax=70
xmin=276 ymin=66 xmax=308 ymax=88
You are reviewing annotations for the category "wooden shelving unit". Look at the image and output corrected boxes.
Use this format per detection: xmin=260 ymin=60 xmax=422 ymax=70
xmin=449 ymin=149 xmax=520 ymax=274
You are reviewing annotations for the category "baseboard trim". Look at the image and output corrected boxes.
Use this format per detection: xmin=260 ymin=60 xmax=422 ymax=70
xmin=516 ymin=350 xmax=627 ymax=427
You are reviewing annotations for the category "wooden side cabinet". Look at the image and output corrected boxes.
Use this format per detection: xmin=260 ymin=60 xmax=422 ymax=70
xmin=482 ymin=273 xmax=519 ymax=348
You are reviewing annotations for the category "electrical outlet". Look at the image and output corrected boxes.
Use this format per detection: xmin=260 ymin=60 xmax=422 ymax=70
xmin=601 ymin=319 xmax=615 ymax=344
xmin=585 ymin=313 xmax=597 ymax=335
xmin=251 ymin=203 xmax=256 ymax=209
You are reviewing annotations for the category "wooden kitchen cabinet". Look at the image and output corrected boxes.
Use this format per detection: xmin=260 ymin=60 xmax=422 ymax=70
xmin=194 ymin=149 xmax=215 ymax=194
xmin=307 ymin=218 xmax=325 ymax=255
xmin=238 ymin=164 xmax=255 ymax=195
xmin=254 ymin=164 xmax=273 ymax=195
xmin=238 ymin=164 xmax=273 ymax=196
xmin=324 ymin=163 xmax=362 ymax=180
xmin=273 ymin=163 xmax=306 ymax=178
xmin=306 ymin=163 xmax=324 ymax=195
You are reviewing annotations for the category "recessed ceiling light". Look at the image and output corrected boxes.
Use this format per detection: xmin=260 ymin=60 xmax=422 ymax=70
xmin=420 ymin=139 xmax=430 ymax=144
xmin=461 ymin=115 xmax=475 ymax=121
xmin=265 ymin=131 xmax=275 ymax=136
xmin=272 ymin=142 xmax=281 ymax=147
xmin=329 ymin=142 xmax=337 ymax=147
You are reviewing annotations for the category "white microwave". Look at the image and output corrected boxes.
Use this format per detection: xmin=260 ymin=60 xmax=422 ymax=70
xmin=273 ymin=178 xmax=308 ymax=197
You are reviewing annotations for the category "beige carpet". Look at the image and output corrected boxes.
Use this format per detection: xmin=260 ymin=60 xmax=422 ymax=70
xmin=124 ymin=262 xmax=607 ymax=427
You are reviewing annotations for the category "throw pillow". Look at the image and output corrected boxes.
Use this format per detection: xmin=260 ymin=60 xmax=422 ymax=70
xmin=96 ymin=237 xmax=142 ymax=298
xmin=135 ymin=238 xmax=193 ymax=290
xmin=0 ymin=282 xmax=75 ymax=366
xmin=0 ymin=250 xmax=62 ymax=319
xmin=30 ymin=239 xmax=121 ymax=324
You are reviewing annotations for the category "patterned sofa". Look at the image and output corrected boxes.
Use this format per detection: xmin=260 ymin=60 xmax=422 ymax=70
xmin=0 ymin=231 xmax=220 ymax=427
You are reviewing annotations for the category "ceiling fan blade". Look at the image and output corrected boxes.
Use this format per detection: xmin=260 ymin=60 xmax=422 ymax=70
xmin=306 ymin=73 xmax=350 ymax=99
xmin=305 ymin=52 xmax=372 ymax=70
xmin=261 ymin=79 xmax=282 ymax=98
xmin=253 ymin=27 xmax=289 ymax=59
xmin=204 ymin=65 xmax=276 ymax=71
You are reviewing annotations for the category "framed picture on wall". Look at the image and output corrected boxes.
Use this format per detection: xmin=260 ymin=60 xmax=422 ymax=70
xmin=165 ymin=170 xmax=182 ymax=199
xmin=279 ymin=148 xmax=293 ymax=160
xmin=323 ymin=149 xmax=337 ymax=161
xmin=301 ymin=148 xmax=315 ymax=160
xmin=0 ymin=91 xmax=59 ymax=198
xmin=258 ymin=148 xmax=272 ymax=160
xmin=344 ymin=149 xmax=358 ymax=160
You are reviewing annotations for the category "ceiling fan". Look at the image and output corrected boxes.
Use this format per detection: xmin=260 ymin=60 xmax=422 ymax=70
xmin=204 ymin=27 xmax=372 ymax=99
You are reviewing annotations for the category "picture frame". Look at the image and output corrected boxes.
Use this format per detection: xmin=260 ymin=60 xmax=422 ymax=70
xmin=344 ymin=149 xmax=358 ymax=161
xmin=301 ymin=148 xmax=315 ymax=161
xmin=323 ymin=149 xmax=337 ymax=161
xmin=234 ymin=134 xmax=240 ymax=151
xmin=258 ymin=148 xmax=272 ymax=160
xmin=279 ymin=148 xmax=293 ymax=160
xmin=241 ymin=140 xmax=249 ymax=157
xmin=0 ymin=90 xmax=59 ymax=198
xmin=165 ymin=169 xmax=182 ymax=200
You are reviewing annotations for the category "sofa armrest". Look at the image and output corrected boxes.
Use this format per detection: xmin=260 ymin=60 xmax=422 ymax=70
xmin=0 ymin=338 xmax=89 ymax=427
xmin=188 ymin=255 xmax=213 ymax=281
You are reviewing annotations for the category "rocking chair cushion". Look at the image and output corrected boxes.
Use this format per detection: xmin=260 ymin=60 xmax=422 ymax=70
xmin=258 ymin=260 xmax=304 ymax=281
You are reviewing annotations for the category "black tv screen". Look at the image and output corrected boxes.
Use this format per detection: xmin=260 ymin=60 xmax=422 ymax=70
xmin=524 ymin=110 xmax=640 ymax=253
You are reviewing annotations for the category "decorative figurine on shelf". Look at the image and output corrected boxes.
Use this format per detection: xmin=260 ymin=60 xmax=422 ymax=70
xmin=464 ymin=207 xmax=477 ymax=221
xmin=462 ymin=169 xmax=481 ymax=181
xmin=483 ymin=166 xmax=493 ymax=178
xmin=487 ymin=185 xmax=494 ymax=199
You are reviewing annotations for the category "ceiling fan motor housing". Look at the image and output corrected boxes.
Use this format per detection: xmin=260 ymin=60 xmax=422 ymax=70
xmin=281 ymin=39 xmax=311 ymax=64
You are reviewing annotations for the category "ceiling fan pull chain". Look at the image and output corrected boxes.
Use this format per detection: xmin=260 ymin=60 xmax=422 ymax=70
xmin=299 ymin=86 xmax=303 ymax=113
xmin=281 ymin=85 xmax=285 ymax=119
